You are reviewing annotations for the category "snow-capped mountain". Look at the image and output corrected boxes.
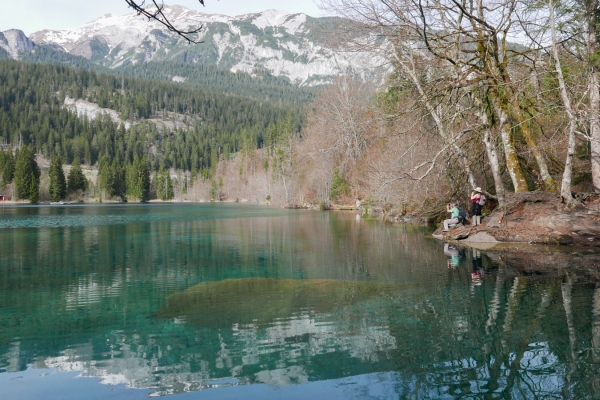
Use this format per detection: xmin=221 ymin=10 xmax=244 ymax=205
xmin=22 ymin=5 xmax=384 ymax=86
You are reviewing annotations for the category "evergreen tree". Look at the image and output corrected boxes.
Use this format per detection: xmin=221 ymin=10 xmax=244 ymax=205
xmin=127 ymin=156 xmax=150 ymax=202
xmin=112 ymin=160 xmax=127 ymax=201
xmin=49 ymin=153 xmax=67 ymax=201
xmin=210 ymin=180 xmax=218 ymax=201
xmin=67 ymin=158 xmax=87 ymax=193
xmin=0 ymin=149 xmax=15 ymax=186
xmin=13 ymin=146 xmax=40 ymax=200
xmin=155 ymin=168 xmax=174 ymax=200
xmin=98 ymin=157 xmax=111 ymax=196
xmin=99 ymin=159 xmax=127 ymax=201
xmin=29 ymin=172 xmax=39 ymax=204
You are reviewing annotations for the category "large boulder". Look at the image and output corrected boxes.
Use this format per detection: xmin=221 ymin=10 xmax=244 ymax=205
xmin=481 ymin=192 xmax=600 ymax=246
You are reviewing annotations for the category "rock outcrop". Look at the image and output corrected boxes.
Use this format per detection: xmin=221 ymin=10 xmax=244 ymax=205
xmin=0 ymin=29 xmax=35 ymax=58
xmin=433 ymin=191 xmax=600 ymax=247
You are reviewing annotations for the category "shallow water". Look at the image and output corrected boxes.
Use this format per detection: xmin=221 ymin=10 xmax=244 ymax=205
xmin=0 ymin=203 xmax=599 ymax=399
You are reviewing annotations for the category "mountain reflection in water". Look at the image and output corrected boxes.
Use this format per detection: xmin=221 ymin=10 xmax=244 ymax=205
xmin=0 ymin=204 xmax=599 ymax=398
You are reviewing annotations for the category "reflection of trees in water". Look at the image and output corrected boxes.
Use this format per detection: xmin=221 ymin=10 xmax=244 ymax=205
xmin=0 ymin=207 xmax=599 ymax=396
xmin=389 ymin=267 xmax=600 ymax=398
xmin=3 ymin=270 xmax=599 ymax=397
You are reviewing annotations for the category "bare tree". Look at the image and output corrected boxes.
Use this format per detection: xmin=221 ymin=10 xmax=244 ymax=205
xmin=547 ymin=0 xmax=578 ymax=204
xmin=321 ymin=0 xmax=562 ymax=196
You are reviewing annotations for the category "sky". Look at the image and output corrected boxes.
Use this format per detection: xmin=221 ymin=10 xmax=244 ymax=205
xmin=0 ymin=0 xmax=326 ymax=35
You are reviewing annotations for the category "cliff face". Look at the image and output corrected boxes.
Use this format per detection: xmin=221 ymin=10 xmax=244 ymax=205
xmin=0 ymin=29 xmax=35 ymax=58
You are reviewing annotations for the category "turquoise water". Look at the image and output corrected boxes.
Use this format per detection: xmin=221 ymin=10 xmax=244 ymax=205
xmin=0 ymin=203 xmax=599 ymax=399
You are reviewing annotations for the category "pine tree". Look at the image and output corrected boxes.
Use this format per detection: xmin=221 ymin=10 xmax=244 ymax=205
xmin=127 ymin=156 xmax=150 ymax=202
xmin=13 ymin=146 xmax=40 ymax=200
xmin=155 ymin=168 xmax=174 ymax=200
xmin=106 ymin=159 xmax=127 ymax=201
xmin=0 ymin=149 xmax=15 ymax=187
xmin=29 ymin=172 xmax=39 ymax=204
xmin=67 ymin=158 xmax=87 ymax=193
xmin=49 ymin=153 xmax=67 ymax=201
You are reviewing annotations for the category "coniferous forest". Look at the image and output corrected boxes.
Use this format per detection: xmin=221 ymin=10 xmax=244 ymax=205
xmin=0 ymin=58 xmax=310 ymax=202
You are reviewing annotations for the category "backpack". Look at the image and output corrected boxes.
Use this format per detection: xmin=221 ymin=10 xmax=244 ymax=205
xmin=457 ymin=208 xmax=467 ymax=224
xmin=478 ymin=195 xmax=486 ymax=206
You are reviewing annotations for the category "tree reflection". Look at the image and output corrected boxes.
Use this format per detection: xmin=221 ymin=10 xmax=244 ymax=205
xmin=0 ymin=205 xmax=599 ymax=397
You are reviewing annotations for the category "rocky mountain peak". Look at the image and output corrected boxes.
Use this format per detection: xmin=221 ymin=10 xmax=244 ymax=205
xmin=0 ymin=29 xmax=35 ymax=58
xmin=17 ymin=5 xmax=385 ymax=86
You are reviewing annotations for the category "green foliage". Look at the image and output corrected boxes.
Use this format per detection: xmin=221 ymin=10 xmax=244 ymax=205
xmin=67 ymin=158 xmax=87 ymax=194
xmin=49 ymin=153 xmax=67 ymax=201
xmin=210 ymin=180 xmax=218 ymax=201
xmin=268 ymin=112 xmax=296 ymax=193
xmin=329 ymin=169 xmax=350 ymax=202
xmin=13 ymin=145 xmax=40 ymax=200
xmin=155 ymin=168 xmax=174 ymax=201
xmin=375 ymin=72 xmax=413 ymax=116
xmin=29 ymin=172 xmax=39 ymax=204
xmin=115 ymin=61 xmax=317 ymax=105
xmin=99 ymin=157 xmax=126 ymax=201
xmin=126 ymin=156 xmax=150 ymax=202
xmin=0 ymin=148 xmax=14 ymax=186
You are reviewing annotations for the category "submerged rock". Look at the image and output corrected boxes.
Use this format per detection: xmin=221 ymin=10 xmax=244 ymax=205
xmin=158 ymin=278 xmax=408 ymax=328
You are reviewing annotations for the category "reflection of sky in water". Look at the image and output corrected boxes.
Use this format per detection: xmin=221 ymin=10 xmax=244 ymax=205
xmin=0 ymin=204 xmax=599 ymax=399
xmin=23 ymin=308 xmax=397 ymax=396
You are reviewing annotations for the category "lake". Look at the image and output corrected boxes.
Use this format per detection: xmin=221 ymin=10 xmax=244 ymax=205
xmin=0 ymin=203 xmax=599 ymax=399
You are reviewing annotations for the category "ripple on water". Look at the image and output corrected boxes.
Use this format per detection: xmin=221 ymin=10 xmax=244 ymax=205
xmin=0 ymin=204 xmax=275 ymax=230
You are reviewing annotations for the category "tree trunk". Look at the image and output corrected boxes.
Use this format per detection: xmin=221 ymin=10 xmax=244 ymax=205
xmin=592 ymin=284 xmax=600 ymax=394
xmin=491 ymin=96 xmax=529 ymax=192
xmin=509 ymin=97 xmax=558 ymax=191
xmin=475 ymin=92 xmax=506 ymax=206
xmin=561 ymin=275 xmax=577 ymax=361
xmin=483 ymin=127 xmax=506 ymax=207
xmin=590 ymin=57 xmax=600 ymax=192
xmin=550 ymin=0 xmax=577 ymax=204
xmin=593 ymin=284 xmax=600 ymax=363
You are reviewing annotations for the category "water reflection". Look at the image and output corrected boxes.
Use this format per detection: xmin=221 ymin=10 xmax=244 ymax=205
xmin=0 ymin=204 xmax=599 ymax=398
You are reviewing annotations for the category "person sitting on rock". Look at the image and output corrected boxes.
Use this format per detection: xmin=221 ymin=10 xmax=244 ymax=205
xmin=443 ymin=202 xmax=460 ymax=232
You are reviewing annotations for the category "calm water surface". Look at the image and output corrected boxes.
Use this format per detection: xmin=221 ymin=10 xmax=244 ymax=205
xmin=0 ymin=203 xmax=599 ymax=399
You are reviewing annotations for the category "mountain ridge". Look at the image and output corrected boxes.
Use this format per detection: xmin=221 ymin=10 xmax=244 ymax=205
xmin=15 ymin=5 xmax=383 ymax=86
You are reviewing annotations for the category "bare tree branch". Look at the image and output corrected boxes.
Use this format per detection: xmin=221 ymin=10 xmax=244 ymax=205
xmin=125 ymin=0 xmax=208 ymax=43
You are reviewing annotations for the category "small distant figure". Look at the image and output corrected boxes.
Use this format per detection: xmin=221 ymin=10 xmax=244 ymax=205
xmin=443 ymin=202 xmax=460 ymax=232
xmin=471 ymin=187 xmax=485 ymax=226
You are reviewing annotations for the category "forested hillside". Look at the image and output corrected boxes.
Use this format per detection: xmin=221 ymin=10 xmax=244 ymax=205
xmin=116 ymin=61 xmax=316 ymax=104
xmin=17 ymin=45 xmax=318 ymax=104
xmin=0 ymin=59 xmax=305 ymax=174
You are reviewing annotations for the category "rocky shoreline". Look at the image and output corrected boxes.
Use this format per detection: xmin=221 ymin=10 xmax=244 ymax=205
xmin=432 ymin=191 xmax=600 ymax=248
